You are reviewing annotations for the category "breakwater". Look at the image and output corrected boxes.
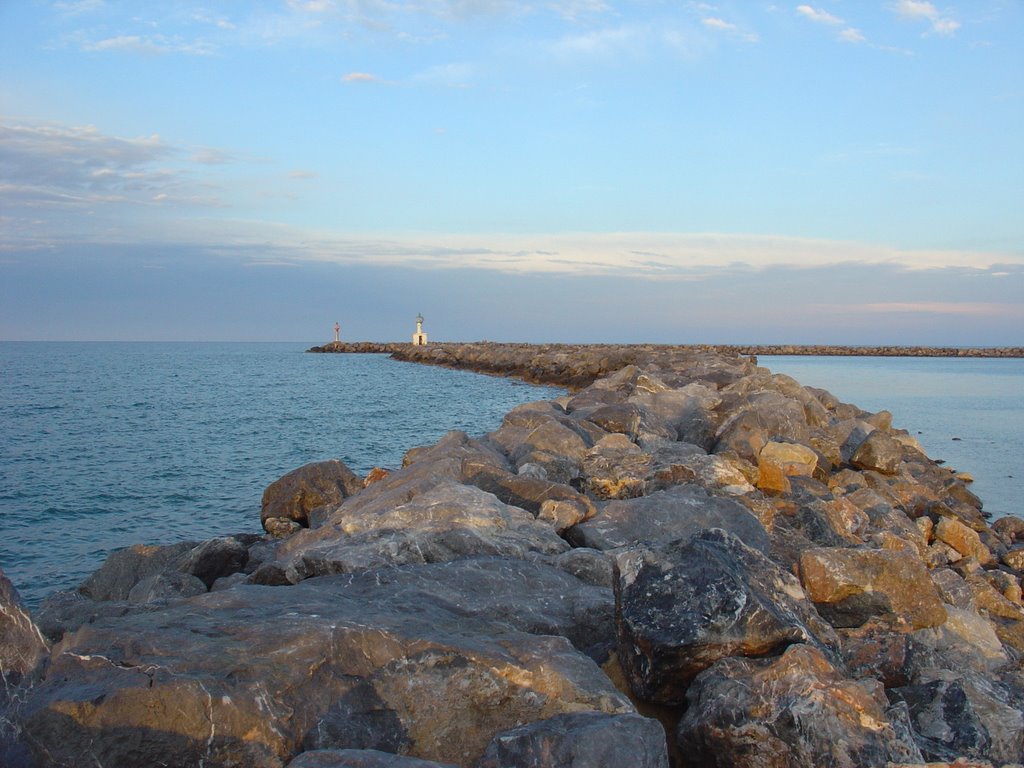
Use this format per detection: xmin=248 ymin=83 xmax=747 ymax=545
xmin=4 ymin=343 xmax=1024 ymax=767
xmin=310 ymin=341 xmax=1024 ymax=388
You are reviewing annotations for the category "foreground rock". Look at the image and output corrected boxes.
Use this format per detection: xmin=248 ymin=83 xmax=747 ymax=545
xmin=18 ymin=560 xmax=630 ymax=767
xmin=5 ymin=342 xmax=1024 ymax=767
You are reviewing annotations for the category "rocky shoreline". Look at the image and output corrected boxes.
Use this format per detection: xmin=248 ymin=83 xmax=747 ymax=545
xmin=3 ymin=343 xmax=1024 ymax=767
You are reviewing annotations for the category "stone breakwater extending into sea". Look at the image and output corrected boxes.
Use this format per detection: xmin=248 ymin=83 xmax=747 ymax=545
xmin=3 ymin=344 xmax=1024 ymax=768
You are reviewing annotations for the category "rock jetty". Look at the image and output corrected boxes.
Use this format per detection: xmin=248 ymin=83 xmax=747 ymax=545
xmin=3 ymin=343 xmax=1024 ymax=768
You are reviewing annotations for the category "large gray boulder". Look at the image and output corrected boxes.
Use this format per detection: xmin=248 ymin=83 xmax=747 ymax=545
xmin=613 ymin=528 xmax=839 ymax=705
xmin=18 ymin=561 xmax=632 ymax=767
xmin=270 ymin=481 xmax=569 ymax=583
xmin=477 ymin=712 xmax=669 ymax=768
xmin=567 ymin=484 xmax=769 ymax=554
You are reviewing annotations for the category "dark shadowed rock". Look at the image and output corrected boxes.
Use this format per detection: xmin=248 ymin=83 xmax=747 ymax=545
xmin=477 ymin=711 xmax=669 ymax=768
xmin=677 ymin=644 xmax=923 ymax=767
xmin=261 ymin=459 xmax=364 ymax=530
xmin=889 ymin=674 xmax=1024 ymax=765
xmin=614 ymin=529 xmax=840 ymax=705
xmin=567 ymin=484 xmax=769 ymax=554
xmin=19 ymin=562 xmax=632 ymax=768
xmin=287 ymin=750 xmax=457 ymax=767
xmin=179 ymin=535 xmax=253 ymax=588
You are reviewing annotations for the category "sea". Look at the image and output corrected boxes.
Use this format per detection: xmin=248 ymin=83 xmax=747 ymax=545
xmin=1 ymin=343 xmax=1021 ymax=608
xmin=0 ymin=342 xmax=563 ymax=607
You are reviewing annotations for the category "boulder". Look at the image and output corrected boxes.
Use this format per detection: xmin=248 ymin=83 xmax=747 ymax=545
xmin=799 ymin=547 xmax=947 ymax=629
xmin=580 ymin=434 xmax=652 ymax=500
xmin=758 ymin=440 xmax=820 ymax=479
xmin=477 ymin=712 xmax=669 ymax=768
xmin=935 ymin=517 xmax=995 ymax=566
xmin=78 ymin=540 xmax=199 ymax=601
xmin=261 ymin=459 xmax=364 ymax=530
xmin=677 ymin=644 xmax=923 ymax=767
xmin=460 ymin=462 xmax=596 ymax=519
xmin=18 ymin=562 xmax=632 ymax=768
xmin=850 ymin=430 xmax=904 ymax=474
xmin=566 ymin=484 xmax=769 ymax=554
xmin=271 ymin=481 xmax=568 ymax=583
xmin=889 ymin=673 xmax=1024 ymax=765
xmin=583 ymin=402 xmax=642 ymax=440
xmin=180 ymin=535 xmax=252 ymax=588
xmin=613 ymin=529 xmax=839 ymax=705
xmin=645 ymin=443 xmax=754 ymax=496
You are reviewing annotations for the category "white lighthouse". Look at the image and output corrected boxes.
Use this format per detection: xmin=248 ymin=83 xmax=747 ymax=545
xmin=412 ymin=313 xmax=428 ymax=345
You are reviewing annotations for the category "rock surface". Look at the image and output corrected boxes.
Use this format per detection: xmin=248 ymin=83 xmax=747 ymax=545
xmin=5 ymin=342 xmax=1024 ymax=768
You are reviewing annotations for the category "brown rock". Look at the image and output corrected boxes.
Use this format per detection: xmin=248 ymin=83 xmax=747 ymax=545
xmin=850 ymin=430 xmax=904 ymax=474
xmin=799 ymin=547 xmax=948 ymax=629
xmin=261 ymin=459 xmax=364 ymax=530
xmin=935 ymin=517 xmax=994 ymax=566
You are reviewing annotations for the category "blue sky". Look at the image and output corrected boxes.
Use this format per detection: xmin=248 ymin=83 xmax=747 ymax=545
xmin=1 ymin=1 xmax=1022 ymax=344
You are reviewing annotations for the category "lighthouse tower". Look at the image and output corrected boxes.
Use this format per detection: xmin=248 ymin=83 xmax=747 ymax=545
xmin=412 ymin=313 xmax=428 ymax=346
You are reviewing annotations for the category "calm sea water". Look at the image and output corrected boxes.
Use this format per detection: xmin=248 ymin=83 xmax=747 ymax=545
xmin=0 ymin=342 xmax=562 ymax=606
xmin=761 ymin=356 xmax=1023 ymax=522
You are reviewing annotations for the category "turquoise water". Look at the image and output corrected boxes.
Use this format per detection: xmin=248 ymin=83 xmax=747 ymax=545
xmin=0 ymin=343 xmax=562 ymax=606
xmin=761 ymin=356 xmax=1023 ymax=521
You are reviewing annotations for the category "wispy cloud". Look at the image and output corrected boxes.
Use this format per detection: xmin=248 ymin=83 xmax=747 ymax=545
xmin=0 ymin=118 xmax=227 ymax=240
xmin=839 ymin=27 xmax=866 ymax=43
xmin=119 ymin=226 xmax=1024 ymax=279
xmin=703 ymin=17 xmax=736 ymax=31
xmin=796 ymin=5 xmax=844 ymax=25
xmin=890 ymin=0 xmax=960 ymax=36
xmin=813 ymin=302 xmax=1024 ymax=318
xmin=342 ymin=71 xmax=386 ymax=84
xmin=80 ymin=33 xmax=216 ymax=56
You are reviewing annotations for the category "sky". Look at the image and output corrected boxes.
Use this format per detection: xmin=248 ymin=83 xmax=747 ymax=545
xmin=1 ymin=0 xmax=1022 ymax=344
